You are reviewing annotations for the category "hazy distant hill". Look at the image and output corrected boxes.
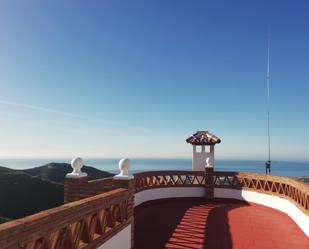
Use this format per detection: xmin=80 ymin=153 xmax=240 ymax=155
xmin=0 ymin=163 xmax=113 ymax=223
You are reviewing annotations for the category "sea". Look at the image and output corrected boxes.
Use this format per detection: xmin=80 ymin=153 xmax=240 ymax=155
xmin=0 ymin=158 xmax=308 ymax=178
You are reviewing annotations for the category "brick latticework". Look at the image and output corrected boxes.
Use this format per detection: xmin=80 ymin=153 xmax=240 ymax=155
xmin=133 ymin=170 xmax=308 ymax=215
xmin=205 ymin=167 xmax=214 ymax=199
xmin=213 ymin=171 xmax=309 ymax=215
xmin=0 ymin=188 xmax=131 ymax=249
xmin=134 ymin=170 xmax=205 ymax=192
xmin=64 ymin=175 xmax=136 ymax=248
xmin=109 ymin=178 xmax=135 ymax=249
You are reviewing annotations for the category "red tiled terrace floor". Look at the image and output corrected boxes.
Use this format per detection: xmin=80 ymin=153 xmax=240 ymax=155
xmin=134 ymin=198 xmax=309 ymax=249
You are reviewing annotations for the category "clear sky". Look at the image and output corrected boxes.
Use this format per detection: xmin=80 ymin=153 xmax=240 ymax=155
xmin=0 ymin=1 xmax=308 ymax=161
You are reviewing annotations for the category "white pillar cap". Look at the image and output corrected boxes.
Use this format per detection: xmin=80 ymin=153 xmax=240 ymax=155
xmin=114 ymin=158 xmax=134 ymax=180
xmin=66 ymin=157 xmax=88 ymax=178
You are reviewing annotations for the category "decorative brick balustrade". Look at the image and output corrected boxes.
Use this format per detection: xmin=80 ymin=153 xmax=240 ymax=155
xmin=133 ymin=170 xmax=308 ymax=215
xmin=213 ymin=171 xmax=309 ymax=215
xmin=134 ymin=170 xmax=205 ymax=193
xmin=0 ymin=188 xmax=131 ymax=249
xmin=64 ymin=158 xmax=135 ymax=248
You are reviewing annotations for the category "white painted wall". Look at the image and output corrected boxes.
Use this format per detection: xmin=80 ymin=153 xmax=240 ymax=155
xmin=135 ymin=187 xmax=205 ymax=206
xmin=98 ymin=225 xmax=131 ymax=249
xmin=214 ymin=188 xmax=309 ymax=237
xmin=192 ymin=145 xmax=214 ymax=171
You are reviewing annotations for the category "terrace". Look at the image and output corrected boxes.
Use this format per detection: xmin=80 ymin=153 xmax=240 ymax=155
xmin=0 ymin=132 xmax=308 ymax=249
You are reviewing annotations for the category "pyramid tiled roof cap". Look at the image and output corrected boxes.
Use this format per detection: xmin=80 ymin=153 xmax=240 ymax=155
xmin=186 ymin=131 xmax=221 ymax=145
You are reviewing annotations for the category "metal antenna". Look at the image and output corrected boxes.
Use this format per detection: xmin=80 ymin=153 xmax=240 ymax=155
xmin=265 ymin=29 xmax=271 ymax=174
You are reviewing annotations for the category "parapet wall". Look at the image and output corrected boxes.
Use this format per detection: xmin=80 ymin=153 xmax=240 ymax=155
xmin=213 ymin=171 xmax=309 ymax=216
xmin=0 ymin=188 xmax=132 ymax=249
xmin=134 ymin=170 xmax=308 ymax=216
xmin=0 ymin=168 xmax=308 ymax=249
xmin=64 ymin=176 xmax=131 ymax=202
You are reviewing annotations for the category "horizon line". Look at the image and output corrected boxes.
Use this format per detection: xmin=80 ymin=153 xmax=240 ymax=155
xmin=0 ymin=156 xmax=308 ymax=164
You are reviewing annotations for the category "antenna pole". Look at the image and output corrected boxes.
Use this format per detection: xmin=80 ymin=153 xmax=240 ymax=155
xmin=266 ymin=29 xmax=271 ymax=174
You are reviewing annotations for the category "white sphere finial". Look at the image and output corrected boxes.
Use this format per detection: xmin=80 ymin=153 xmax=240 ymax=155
xmin=66 ymin=157 xmax=87 ymax=178
xmin=206 ymin=157 xmax=212 ymax=168
xmin=114 ymin=158 xmax=133 ymax=180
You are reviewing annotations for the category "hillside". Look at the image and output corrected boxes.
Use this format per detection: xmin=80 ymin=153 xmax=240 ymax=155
xmin=23 ymin=162 xmax=114 ymax=183
xmin=0 ymin=163 xmax=113 ymax=223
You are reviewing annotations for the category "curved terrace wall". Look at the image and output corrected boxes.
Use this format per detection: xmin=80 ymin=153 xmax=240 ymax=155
xmin=213 ymin=171 xmax=309 ymax=236
xmin=134 ymin=170 xmax=309 ymax=236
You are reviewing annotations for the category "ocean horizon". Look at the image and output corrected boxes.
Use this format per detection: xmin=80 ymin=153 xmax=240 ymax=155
xmin=0 ymin=158 xmax=308 ymax=178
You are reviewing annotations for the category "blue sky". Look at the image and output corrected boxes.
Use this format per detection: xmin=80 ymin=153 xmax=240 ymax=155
xmin=0 ymin=1 xmax=308 ymax=161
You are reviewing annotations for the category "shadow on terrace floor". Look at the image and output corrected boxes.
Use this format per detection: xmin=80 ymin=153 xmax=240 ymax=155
xmin=134 ymin=198 xmax=248 ymax=249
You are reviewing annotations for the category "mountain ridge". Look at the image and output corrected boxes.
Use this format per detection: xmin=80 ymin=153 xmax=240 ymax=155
xmin=0 ymin=163 xmax=113 ymax=223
